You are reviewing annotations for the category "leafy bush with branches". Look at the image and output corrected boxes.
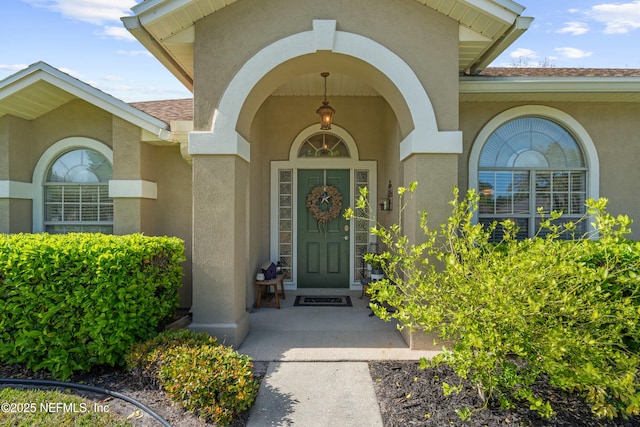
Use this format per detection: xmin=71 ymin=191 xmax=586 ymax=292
xmin=0 ymin=233 xmax=185 ymax=380
xmin=346 ymin=184 xmax=640 ymax=420
xmin=127 ymin=329 xmax=259 ymax=426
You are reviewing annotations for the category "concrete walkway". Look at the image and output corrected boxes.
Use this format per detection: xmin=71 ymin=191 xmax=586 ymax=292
xmin=246 ymin=362 xmax=383 ymax=427
xmin=238 ymin=289 xmax=441 ymax=427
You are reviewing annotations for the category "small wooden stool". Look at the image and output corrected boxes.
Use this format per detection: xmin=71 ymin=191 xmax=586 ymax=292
xmin=255 ymin=273 xmax=286 ymax=309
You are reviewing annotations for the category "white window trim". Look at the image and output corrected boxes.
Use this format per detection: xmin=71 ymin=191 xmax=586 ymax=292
xmin=271 ymin=124 xmax=377 ymax=290
xmin=469 ymin=105 xmax=599 ymax=235
xmin=32 ymin=137 xmax=113 ymax=232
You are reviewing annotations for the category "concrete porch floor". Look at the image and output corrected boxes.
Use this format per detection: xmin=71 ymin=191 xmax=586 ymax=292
xmin=237 ymin=288 xmax=441 ymax=362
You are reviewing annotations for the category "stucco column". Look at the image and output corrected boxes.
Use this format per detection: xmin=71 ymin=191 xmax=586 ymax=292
xmin=189 ymin=153 xmax=250 ymax=347
xmin=401 ymin=153 xmax=458 ymax=244
xmin=400 ymin=153 xmax=458 ymax=349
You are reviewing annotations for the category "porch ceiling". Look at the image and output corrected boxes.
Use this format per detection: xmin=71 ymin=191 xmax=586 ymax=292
xmin=122 ymin=0 xmax=532 ymax=92
xmin=272 ymin=73 xmax=380 ymax=97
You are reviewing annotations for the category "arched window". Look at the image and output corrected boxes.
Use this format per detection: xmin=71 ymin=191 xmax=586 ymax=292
xmin=297 ymin=133 xmax=350 ymax=158
xmin=477 ymin=117 xmax=588 ymax=240
xmin=44 ymin=149 xmax=113 ymax=234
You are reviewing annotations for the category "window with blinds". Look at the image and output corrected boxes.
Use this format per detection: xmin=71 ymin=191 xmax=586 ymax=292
xmin=477 ymin=117 xmax=587 ymax=241
xmin=44 ymin=149 xmax=113 ymax=234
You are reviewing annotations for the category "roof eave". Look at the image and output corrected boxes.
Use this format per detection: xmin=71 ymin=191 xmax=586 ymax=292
xmin=459 ymin=76 xmax=640 ymax=93
xmin=467 ymin=16 xmax=534 ymax=74
xmin=0 ymin=62 xmax=171 ymax=139
xmin=121 ymin=16 xmax=194 ymax=91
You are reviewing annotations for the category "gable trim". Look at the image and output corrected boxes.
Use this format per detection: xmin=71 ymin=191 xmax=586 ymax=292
xmin=0 ymin=62 xmax=171 ymax=139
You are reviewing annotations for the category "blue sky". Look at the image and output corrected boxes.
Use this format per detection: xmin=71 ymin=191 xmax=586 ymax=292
xmin=1 ymin=0 xmax=639 ymax=102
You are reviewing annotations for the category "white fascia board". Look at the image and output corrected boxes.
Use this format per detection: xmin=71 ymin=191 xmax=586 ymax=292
xmin=469 ymin=16 xmax=533 ymax=72
xmin=0 ymin=181 xmax=34 ymax=199
xmin=121 ymin=16 xmax=194 ymax=90
xmin=459 ymin=77 xmax=640 ymax=94
xmin=464 ymin=0 xmax=522 ymax=24
xmin=109 ymin=180 xmax=158 ymax=199
xmin=489 ymin=0 xmax=527 ymax=15
xmin=132 ymin=0 xmax=194 ymax=21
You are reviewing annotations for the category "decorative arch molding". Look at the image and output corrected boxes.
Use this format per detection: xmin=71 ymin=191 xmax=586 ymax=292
xmin=32 ymin=137 xmax=113 ymax=232
xmin=469 ymin=105 xmax=599 ymax=202
xmin=189 ymin=19 xmax=462 ymax=162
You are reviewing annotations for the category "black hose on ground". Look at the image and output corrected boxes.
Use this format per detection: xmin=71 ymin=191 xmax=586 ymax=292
xmin=0 ymin=377 xmax=171 ymax=427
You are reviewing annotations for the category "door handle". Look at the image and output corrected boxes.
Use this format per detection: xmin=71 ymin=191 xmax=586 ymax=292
xmin=343 ymin=235 xmax=349 ymax=241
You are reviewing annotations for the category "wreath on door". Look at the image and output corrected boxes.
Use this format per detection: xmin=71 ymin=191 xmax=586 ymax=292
xmin=306 ymin=185 xmax=343 ymax=224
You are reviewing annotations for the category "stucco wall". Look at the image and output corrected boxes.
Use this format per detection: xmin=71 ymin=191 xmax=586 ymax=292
xmin=0 ymin=115 xmax=33 ymax=233
xmin=193 ymin=0 xmax=459 ymax=134
xmin=31 ymin=100 xmax=114 ymax=165
xmin=460 ymin=101 xmax=640 ymax=238
xmin=378 ymin=98 xmax=403 ymax=231
xmin=0 ymin=200 xmax=32 ymax=233
xmin=1 ymin=115 xmax=32 ymax=182
xmin=112 ymin=116 xmax=157 ymax=236
xmin=154 ymin=145 xmax=193 ymax=308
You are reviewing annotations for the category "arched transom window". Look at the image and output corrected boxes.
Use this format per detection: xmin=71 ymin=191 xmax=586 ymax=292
xmin=297 ymin=133 xmax=350 ymax=158
xmin=44 ymin=149 xmax=113 ymax=234
xmin=478 ymin=117 xmax=587 ymax=240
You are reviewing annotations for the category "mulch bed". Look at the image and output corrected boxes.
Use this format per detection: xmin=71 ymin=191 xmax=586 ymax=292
xmin=369 ymin=361 xmax=640 ymax=427
xmin=3 ymin=361 xmax=640 ymax=426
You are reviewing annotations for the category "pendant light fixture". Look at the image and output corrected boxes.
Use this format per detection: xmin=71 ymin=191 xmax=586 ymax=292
xmin=316 ymin=72 xmax=335 ymax=130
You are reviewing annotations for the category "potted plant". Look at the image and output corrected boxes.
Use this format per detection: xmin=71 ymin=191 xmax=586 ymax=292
xmin=365 ymin=253 xmax=385 ymax=281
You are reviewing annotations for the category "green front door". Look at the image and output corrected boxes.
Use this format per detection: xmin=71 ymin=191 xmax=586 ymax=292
xmin=297 ymin=169 xmax=350 ymax=288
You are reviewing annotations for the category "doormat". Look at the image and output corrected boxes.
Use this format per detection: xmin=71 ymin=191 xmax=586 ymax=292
xmin=294 ymin=295 xmax=353 ymax=307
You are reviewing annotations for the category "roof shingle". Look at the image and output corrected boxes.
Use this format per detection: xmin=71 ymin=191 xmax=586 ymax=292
xmin=478 ymin=68 xmax=640 ymax=77
xmin=129 ymin=98 xmax=193 ymax=124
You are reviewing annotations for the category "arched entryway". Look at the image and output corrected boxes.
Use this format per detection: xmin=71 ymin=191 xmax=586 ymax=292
xmin=188 ymin=19 xmax=462 ymax=346
xmin=271 ymin=124 xmax=376 ymax=290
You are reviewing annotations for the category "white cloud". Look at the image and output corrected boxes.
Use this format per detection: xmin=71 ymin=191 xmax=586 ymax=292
xmin=99 ymin=26 xmax=136 ymax=41
xmin=0 ymin=64 xmax=29 ymax=72
xmin=556 ymin=22 xmax=590 ymax=35
xmin=21 ymin=0 xmax=137 ymax=42
xmin=554 ymin=47 xmax=594 ymax=59
xmin=589 ymin=1 xmax=640 ymax=34
xmin=509 ymin=48 xmax=538 ymax=59
xmin=102 ymin=75 xmax=125 ymax=82
xmin=117 ymin=50 xmax=153 ymax=57
xmin=21 ymin=0 xmax=136 ymax=25
xmin=58 ymin=67 xmax=83 ymax=79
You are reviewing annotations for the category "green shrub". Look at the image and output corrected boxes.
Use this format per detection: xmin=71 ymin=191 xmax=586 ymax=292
xmin=0 ymin=233 xmax=185 ymax=380
xmin=346 ymin=184 xmax=640 ymax=420
xmin=127 ymin=329 xmax=259 ymax=426
xmin=0 ymin=388 xmax=130 ymax=426
xmin=126 ymin=328 xmax=218 ymax=389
